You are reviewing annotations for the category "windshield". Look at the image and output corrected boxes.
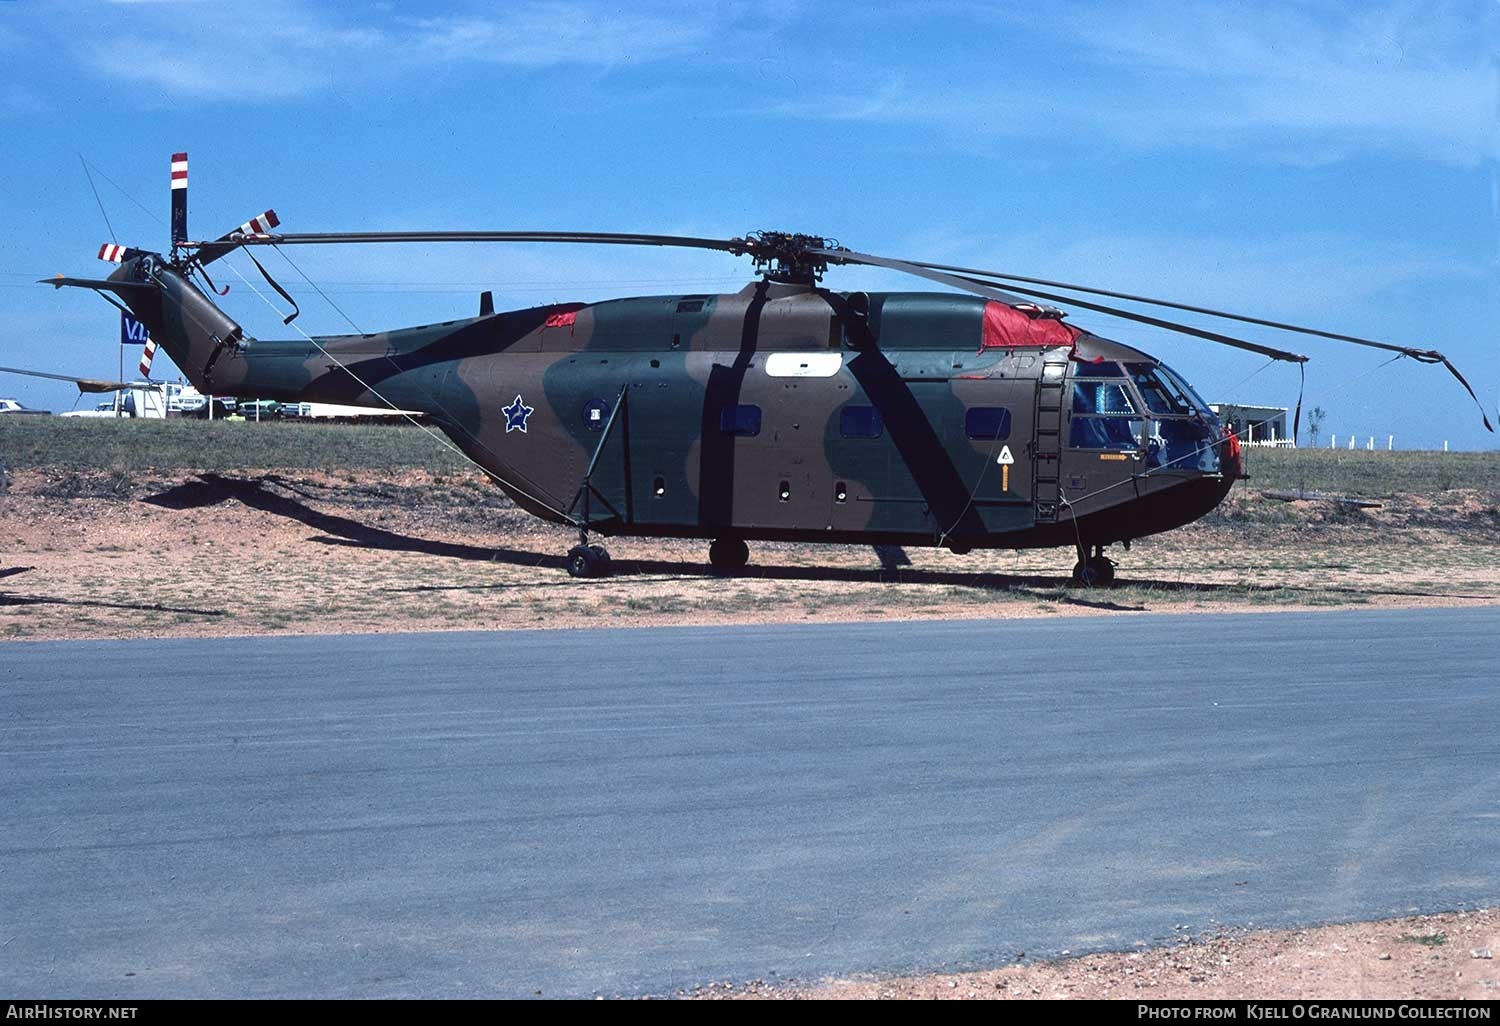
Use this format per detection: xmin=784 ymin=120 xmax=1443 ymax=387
xmin=1127 ymin=362 xmax=1212 ymax=417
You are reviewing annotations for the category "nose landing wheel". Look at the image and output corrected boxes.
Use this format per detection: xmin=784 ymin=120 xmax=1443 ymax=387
xmin=1071 ymin=544 xmax=1116 ymax=587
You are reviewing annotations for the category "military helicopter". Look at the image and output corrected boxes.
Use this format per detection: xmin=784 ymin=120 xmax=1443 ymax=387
xmin=37 ymin=153 xmax=1493 ymax=585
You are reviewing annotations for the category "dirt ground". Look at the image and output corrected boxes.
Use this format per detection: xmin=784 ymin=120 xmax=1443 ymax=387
xmin=691 ymin=908 xmax=1500 ymax=1000
xmin=2 ymin=466 xmax=1498 ymax=641
xmin=3 ymin=466 xmax=1497 ymax=1001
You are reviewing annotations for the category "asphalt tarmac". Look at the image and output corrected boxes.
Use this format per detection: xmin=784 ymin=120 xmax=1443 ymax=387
xmin=2 ymin=607 xmax=1496 ymax=998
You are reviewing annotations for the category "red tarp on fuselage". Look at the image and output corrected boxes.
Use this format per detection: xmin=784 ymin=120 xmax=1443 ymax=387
xmin=979 ymin=300 xmax=1081 ymax=352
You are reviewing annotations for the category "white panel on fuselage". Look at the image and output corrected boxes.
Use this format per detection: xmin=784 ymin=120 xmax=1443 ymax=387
xmin=764 ymin=352 xmax=843 ymax=378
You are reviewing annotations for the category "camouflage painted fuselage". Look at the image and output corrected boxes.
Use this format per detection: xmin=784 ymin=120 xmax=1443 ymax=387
xmin=109 ymin=257 xmax=1236 ymax=552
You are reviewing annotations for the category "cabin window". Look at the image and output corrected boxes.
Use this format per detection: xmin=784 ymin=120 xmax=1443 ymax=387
xmin=964 ymin=406 xmax=1012 ymax=441
xmin=839 ymin=405 xmax=884 ymax=438
xmin=676 ymin=298 xmax=706 ymax=314
xmin=718 ymin=404 xmax=762 ymax=437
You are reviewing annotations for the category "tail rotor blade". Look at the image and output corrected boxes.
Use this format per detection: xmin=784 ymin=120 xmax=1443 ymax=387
xmin=233 ymin=209 xmax=281 ymax=237
xmin=194 ymin=209 xmax=284 ymax=267
xmin=138 ymin=338 xmax=158 ymax=378
xmin=170 ymin=151 xmax=188 ymax=248
xmin=97 ymin=243 xmax=128 ymax=263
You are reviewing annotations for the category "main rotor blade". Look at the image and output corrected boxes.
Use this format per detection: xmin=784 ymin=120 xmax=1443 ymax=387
xmin=811 ymin=247 xmax=1309 ymax=364
xmin=907 ymin=259 xmax=1448 ymax=361
xmin=808 ymin=246 xmax=1037 ymax=307
xmin=917 ymin=262 xmax=1493 ymax=432
xmin=191 ymin=230 xmax=750 ymax=257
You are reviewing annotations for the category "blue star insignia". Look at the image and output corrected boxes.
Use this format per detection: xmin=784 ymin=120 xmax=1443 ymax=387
xmin=502 ymin=393 xmax=534 ymax=433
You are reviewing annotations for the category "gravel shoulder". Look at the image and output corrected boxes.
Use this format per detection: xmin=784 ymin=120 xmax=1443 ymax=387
xmin=696 ymin=908 xmax=1500 ymax=1000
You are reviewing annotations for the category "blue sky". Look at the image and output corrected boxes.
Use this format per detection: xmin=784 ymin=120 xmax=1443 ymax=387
xmin=1 ymin=0 xmax=1495 ymax=449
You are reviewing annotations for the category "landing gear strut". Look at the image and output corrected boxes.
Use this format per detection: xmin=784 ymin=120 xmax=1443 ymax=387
xmin=565 ymin=383 xmax=626 ymax=580
xmin=709 ymin=537 xmax=750 ymax=575
xmin=1071 ymin=543 xmax=1116 ymax=587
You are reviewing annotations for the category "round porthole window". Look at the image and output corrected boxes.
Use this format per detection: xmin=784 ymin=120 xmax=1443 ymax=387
xmin=582 ymin=399 xmax=610 ymax=431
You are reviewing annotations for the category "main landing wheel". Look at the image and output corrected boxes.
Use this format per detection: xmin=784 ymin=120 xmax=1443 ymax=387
xmin=567 ymin=543 xmax=612 ymax=579
xmin=1071 ymin=554 xmax=1116 ymax=588
xmin=708 ymin=537 xmax=750 ymax=575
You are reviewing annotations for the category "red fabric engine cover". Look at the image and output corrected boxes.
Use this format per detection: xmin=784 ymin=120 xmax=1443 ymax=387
xmin=980 ymin=300 xmax=1081 ymax=351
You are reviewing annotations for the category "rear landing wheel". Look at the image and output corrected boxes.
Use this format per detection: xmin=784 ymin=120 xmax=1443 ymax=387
xmin=709 ymin=537 xmax=750 ymax=575
xmin=1071 ymin=555 xmax=1116 ymax=587
xmin=567 ymin=543 xmax=612 ymax=579
xmin=588 ymin=544 xmax=611 ymax=573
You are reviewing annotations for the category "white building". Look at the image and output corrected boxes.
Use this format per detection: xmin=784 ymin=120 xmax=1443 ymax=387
xmin=1209 ymin=404 xmax=1293 ymax=447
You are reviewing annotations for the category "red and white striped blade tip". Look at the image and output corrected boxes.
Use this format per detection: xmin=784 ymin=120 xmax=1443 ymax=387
xmin=97 ymin=243 xmax=127 ymax=263
xmin=235 ymin=209 xmax=281 ymax=237
xmin=171 ymin=152 xmax=188 ymax=189
xmin=138 ymin=338 xmax=158 ymax=377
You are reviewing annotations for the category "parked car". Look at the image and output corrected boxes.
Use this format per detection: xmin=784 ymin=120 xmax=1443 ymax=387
xmin=0 ymin=398 xmax=51 ymax=415
xmin=237 ymin=399 xmax=280 ymax=420
xmin=59 ymin=401 xmax=122 ymax=418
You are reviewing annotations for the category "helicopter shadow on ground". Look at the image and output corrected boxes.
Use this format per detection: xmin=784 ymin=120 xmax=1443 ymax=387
xmin=0 ymin=563 xmax=227 ymax=616
xmin=141 ymin=474 xmax=1484 ymax=612
xmin=145 ymin=472 xmax=550 ymax=565
xmin=0 ymin=591 xmax=227 ymax=617
xmin=144 ymin=473 xmax=1132 ymax=605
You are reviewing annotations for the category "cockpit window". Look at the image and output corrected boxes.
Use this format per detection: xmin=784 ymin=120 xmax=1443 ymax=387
xmin=1072 ymin=381 xmax=1138 ymax=415
xmin=1127 ymin=362 xmax=1211 ymax=417
xmin=1158 ymin=363 xmax=1213 ymax=415
xmin=1069 ymin=378 xmax=1143 ymax=451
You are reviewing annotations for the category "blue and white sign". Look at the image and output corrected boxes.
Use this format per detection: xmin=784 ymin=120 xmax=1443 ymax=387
xmin=120 ymin=313 xmax=150 ymax=346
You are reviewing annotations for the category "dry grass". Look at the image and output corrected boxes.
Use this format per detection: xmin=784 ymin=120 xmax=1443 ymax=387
xmin=1 ymin=456 xmax=1496 ymax=641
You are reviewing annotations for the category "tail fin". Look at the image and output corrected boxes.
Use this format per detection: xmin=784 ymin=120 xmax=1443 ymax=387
xmin=105 ymin=256 xmax=249 ymax=394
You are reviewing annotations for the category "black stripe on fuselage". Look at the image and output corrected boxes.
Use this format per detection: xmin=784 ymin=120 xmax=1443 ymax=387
xmin=697 ymin=279 xmax=770 ymax=529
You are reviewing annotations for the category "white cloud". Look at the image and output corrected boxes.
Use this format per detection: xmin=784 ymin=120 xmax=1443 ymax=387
xmin=400 ymin=4 xmax=720 ymax=68
xmin=773 ymin=1 xmax=1500 ymax=167
xmin=33 ymin=0 xmax=783 ymax=102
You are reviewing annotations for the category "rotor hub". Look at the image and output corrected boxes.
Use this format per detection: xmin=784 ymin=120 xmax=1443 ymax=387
xmin=737 ymin=231 xmax=846 ymax=284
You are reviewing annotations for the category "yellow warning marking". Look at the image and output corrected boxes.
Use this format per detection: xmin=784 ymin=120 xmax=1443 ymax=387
xmin=1099 ymin=453 xmax=1129 ymax=461
xmin=1002 ymin=464 xmax=1010 ymax=491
